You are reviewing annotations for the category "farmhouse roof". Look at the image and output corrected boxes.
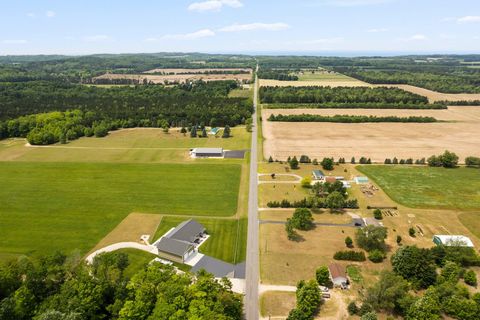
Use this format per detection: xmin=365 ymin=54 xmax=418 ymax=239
xmin=155 ymin=237 xmax=193 ymax=257
xmin=325 ymin=176 xmax=337 ymax=183
xmin=168 ymin=219 xmax=206 ymax=243
xmin=433 ymin=235 xmax=474 ymax=247
xmin=328 ymin=263 xmax=347 ymax=280
xmin=312 ymin=170 xmax=325 ymax=178
xmin=192 ymin=148 xmax=223 ymax=154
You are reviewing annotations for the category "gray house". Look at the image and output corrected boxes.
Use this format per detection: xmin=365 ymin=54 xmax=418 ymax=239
xmin=155 ymin=219 xmax=206 ymax=263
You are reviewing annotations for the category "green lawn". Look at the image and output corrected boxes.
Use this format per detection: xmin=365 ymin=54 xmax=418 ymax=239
xmin=117 ymin=248 xmax=157 ymax=278
xmin=357 ymin=165 xmax=480 ymax=210
xmin=0 ymin=127 xmax=250 ymax=163
xmin=0 ymin=162 xmax=241 ymax=260
xmin=153 ymin=217 xmax=247 ymax=264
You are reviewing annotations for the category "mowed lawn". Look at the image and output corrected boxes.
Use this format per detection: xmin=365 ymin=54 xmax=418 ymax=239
xmin=0 ymin=162 xmax=241 ymax=260
xmin=153 ymin=216 xmax=247 ymax=264
xmin=358 ymin=165 xmax=480 ymax=209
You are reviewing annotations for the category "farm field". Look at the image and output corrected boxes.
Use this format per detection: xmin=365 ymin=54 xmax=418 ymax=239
xmin=260 ymin=291 xmax=296 ymax=318
xmin=152 ymin=216 xmax=247 ymax=263
xmin=295 ymin=70 xmax=358 ymax=82
xmin=357 ymin=165 xmax=480 ymax=210
xmin=0 ymin=162 xmax=241 ymax=260
xmin=262 ymin=106 xmax=480 ymax=162
xmin=143 ymin=68 xmax=252 ymax=74
xmin=0 ymin=127 xmax=250 ymax=163
xmin=93 ymin=72 xmax=252 ymax=84
xmin=375 ymin=84 xmax=480 ymax=103
xmin=259 ymin=78 xmax=369 ymax=88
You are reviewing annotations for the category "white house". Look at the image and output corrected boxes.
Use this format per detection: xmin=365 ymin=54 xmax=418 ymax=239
xmin=190 ymin=148 xmax=224 ymax=158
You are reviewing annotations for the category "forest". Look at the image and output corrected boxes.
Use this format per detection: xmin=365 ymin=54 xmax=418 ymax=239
xmin=0 ymin=53 xmax=256 ymax=83
xmin=0 ymin=251 xmax=243 ymax=320
xmin=257 ymin=69 xmax=298 ymax=81
xmin=0 ymin=80 xmax=252 ymax=144
xmin=259 ymin=86 xmax=433 ymax=105
xmin=268 ymin=114 xmax=438 ymax=123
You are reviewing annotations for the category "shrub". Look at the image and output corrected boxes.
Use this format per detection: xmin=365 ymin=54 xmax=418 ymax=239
xmin=392 ymin=157 xmax=398 ymax=164
xmin=268 ymin=156 xmax=274 ymax=163
xmin=289 ymin=156 xmax=299 ymax=169
xmin=464 ymin=270 xmax=477 ymax=287
xmin=301 ymin=176 xmax=312 ymax=188
xmin=361 ymin=312 xmax=378 ymax=320
xmin=351 ymin=157 xmax=356 ymax=164
xmin=465 ymin=156 xmax=480 ymax=167
xmin=312 ymin=158 xmax=318 ymax=165
xmin=316 ymin=266 xmax=333 ymax=288
xmin=347 ymin=302 xmax=358 ymax=315
xmin=321 ymin=157 xmax=334 ymax=170
xmin=396 ymin=235 xmax=402 ymax=245
xmin=409 ymin=227 xmax=416 ymax=237
xmin=222 ymin=125 xmax=231 ymax=138
xmin=299 ymin=155 xmax=311 ymax=163
xmin=368 ymin=250 xmax=385 ymax=263
xmin=345 ymin=236 xmax=353 ymax=248
xmin=358 ymin=303 xmax=374 ymax=316
xmin=384 ymin=158 xmax=392 ymax=164
xmin=373 ymin=209 xmax=382 ymax=220
xmin=334 ymin=251 xmax=366 ymax=261
xmin=93 ymin=125 xmax=108 ymax=138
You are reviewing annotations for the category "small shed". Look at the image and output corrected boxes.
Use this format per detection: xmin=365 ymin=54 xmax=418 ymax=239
xmin=354 ymin=176 xmax=369 ymax=184
xmin=433 ymin=235 xmax=474 ymax=247
xmin=329 ymin=263 xmax=348 ymax=288
xmin=325 ymin=176 xmax=337 ymax=183
xmin=312 ymin=170 xmax=325 ymax=180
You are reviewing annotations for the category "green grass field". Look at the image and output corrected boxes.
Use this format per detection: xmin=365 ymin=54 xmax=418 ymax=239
xmin=357 ymin=165 xmax=480 ymax=210
xmin=153 ymin=216 xmax=247 ymax=263
xmin=0 ymin=127 xmax=250 ymax=163
xmin=0 ymin=162 xmax=241 ymax=260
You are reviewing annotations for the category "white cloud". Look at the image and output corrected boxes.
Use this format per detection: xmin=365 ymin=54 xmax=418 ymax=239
xmin=219 ymin=22 xmax=290 ymax=32
xmin=367 ymin=28 xmax=388 ymax=33
xmin=83 ymin=35 xmax=111 ymax=42
xmin=26 ymin=12 xmax=35 ymax=17
xmin=188 ymin=0 xmax=243 ymax=12
xmin=161 ymin=29 xmax=215 ymax=40
xmin=312 ymin=0 xmax=393 ymax=7
xmin=2 ymin=39 xmax=28 ymax=44
xmin=46 ymin=10 xmax=56 ymax=18
xmin=457 ymin=16 xmax=480 ymax=23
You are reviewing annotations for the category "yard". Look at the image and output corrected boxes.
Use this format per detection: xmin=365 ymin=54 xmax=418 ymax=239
xmin=357 ymin=165 xmax=480 ymax=210
xmin=152 ymin=216 xmax=247 ymax=264
xmin=0 ymin=162 xmax=241 ymax=260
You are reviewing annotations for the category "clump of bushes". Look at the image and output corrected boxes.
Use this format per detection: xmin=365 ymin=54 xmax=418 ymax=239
xmin=334 ymin=250 xmax=366 ymax=261
xmin=427 ymin=150 xmax=459 ymax=168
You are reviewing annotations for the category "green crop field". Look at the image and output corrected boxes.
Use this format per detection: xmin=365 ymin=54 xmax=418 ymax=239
xmin=357 ymin=165 xmax=480 ymax=210
xmin=153 ymin=217 xmax=247 ymax=263
xmin=0 ymin=162 xmax=241 ymax=260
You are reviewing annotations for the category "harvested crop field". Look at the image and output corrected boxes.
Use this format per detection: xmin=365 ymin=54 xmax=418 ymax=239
xmin=259 ymin=78 xmax=369 ymax=87
xmin=93 ymin=72 xmax=252 ymax=84
xmin=144 ymin=68 xmax=252 ymax=74
xmin=262 ymin=106 xmax=480 ymax=162
xmin=374 ymin=84 xmax=480 ymax=103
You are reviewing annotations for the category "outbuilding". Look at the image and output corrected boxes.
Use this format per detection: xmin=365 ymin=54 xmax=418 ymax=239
xmin=433 ymin=235 xmax=474 ymax=247
xmin=190 ymin=147 xmax=224 ymax=158
xmin=312 ymin=170 xmax=325 ymax=181
xmin=329 ymin=263 xmax=348 ymax=288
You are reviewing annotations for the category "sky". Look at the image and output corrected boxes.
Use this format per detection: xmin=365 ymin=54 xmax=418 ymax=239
xmin=0 ymin=0 xmax=479 ymax=55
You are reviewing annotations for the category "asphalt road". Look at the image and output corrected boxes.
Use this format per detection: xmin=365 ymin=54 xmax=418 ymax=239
xmin=245 ymin=72 xmax=259 ymax=320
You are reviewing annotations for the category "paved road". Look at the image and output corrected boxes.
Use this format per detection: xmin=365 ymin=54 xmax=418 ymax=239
xmin=245 ymin=70 xmax=259 ymax=320
xmin=259 ymin=220 xmax=358 ymax=227
xmin=85 ymin=242 xmax=157 ymax=264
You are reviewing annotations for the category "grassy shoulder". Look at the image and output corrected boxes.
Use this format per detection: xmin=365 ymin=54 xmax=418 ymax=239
xmin=0 ymin=161 xmax=241 ymax=260
xmin=357 ymin=165 xmax=480 ymax=210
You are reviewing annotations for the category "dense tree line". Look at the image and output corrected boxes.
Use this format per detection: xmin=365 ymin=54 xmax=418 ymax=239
xmin=437 ymin=100 xmax=480 ymax=106
xmin=0 ymin=81 xmax=252 ymax=144
xmin=337 ymin=69 xmax=480 ymax=93
xmin=259 ymin=86 xmax=432 ymax=105
xmin=0 ymin=251 xmax=243 ymax=320
xmin=264 ymin=102 xmax=447 ymax=109
xmin=268 ymin=114 xmax=438 ymax=123
xmin=257 ymin=69 xmax=298 ymax=81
